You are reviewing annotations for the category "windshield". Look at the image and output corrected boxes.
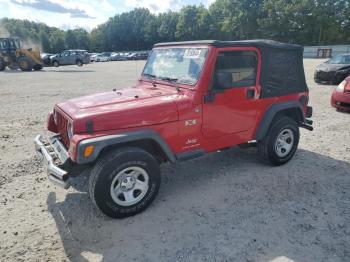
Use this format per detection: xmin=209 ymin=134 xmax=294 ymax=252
xmin=328 ymin=55 xmax=350 ymax=64
xmin=142 ymin=47 xmax=208 ymax=85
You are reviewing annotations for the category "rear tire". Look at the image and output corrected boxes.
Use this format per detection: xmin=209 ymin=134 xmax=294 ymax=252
xmin=89 ymin=147 xmax=161 ymax=218
xmin=76 ymin=60 xmax=83 ymax=67
xmin=258 ymin=116 xmax=299 ymax=166
xmin=18 ymin=56 xmax=33 ymax=71
xmin=0 ymin=58 xmax=6 ymax=71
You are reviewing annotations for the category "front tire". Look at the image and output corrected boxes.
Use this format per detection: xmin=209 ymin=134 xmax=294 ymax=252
xmin=53 ymin=61 xmax=59 ymax=67
xmin=76 ymin=59 xmax=83 ymax=67
xmin=18 ymin=56 xmax=33 ymax=71
xmin=258 ymin=116 xmax=300 ymax=166
xmin=89 ymin=147 xmax=161 ymax=218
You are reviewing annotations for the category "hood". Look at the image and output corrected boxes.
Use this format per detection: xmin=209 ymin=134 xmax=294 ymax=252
xmin=56 ymin=83 xmax=179 ymax=133
xmin=316 ymin=62 xmax=350 ymax=72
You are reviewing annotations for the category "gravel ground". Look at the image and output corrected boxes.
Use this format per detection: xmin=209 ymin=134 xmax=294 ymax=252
xmin=0 ymin=59 xmax=349 ymax=262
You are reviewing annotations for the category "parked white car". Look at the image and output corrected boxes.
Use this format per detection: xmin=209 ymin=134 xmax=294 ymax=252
xmin=89 ymin=53 xmax=98 ymax=62
xmin=95 ymin=53 xmax=110 ymax=62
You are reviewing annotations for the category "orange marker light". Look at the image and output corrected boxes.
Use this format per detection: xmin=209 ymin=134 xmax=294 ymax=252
xmin=84 ymin=145 xmax=94 ymax=157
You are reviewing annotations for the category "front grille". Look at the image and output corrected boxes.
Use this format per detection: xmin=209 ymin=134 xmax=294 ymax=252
xmin=336 ymin=101 xmax=350 ymax=108
xmin=56 ymin=111 xmax=69 ymax=148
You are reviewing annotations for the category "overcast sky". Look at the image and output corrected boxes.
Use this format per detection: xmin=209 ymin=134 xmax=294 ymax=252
xmin=0 ymin=0 xmax=214 ymax=31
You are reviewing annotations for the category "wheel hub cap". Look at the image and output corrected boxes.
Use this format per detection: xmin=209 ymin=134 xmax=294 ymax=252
xmin=110 ymin=166 xmax=149 ymax=207
xmin=275 ymin=128 xmax=294 ymax=158
xmin=120 ymin=176 xmax=136 ymax=191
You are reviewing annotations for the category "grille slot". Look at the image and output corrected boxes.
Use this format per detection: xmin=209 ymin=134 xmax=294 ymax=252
xmin=56 ymin=112 xmax=69 ymax=148
xmin=338 ymin=101 xmax=350 ymax=108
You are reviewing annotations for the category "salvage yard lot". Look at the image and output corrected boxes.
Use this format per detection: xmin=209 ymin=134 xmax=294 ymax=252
xmin=0 ymin=60 xmax=349 ymax=261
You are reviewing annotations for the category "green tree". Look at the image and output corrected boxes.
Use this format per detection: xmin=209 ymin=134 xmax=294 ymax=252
xmin=39 ymin=30 xmax=50 ymax=52
xmin=176 ymin=5 xmax=211 ymax=40
xmin=65 ymin=30 xmax=77 ymax=49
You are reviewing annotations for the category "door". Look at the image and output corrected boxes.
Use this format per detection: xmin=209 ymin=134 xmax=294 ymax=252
xmin=8 ymin=39 xmax=18 ymax=61
xmin=202 ymin=48 xmax=261 ymax=138
xmin=69 ymin=50 xmax=77 ymax=64
xmin=59 ymin=51 xmax=70 ymax=65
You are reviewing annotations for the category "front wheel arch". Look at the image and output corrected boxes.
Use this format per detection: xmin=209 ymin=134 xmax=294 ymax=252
xmin=76 ymin=130 xmax=177 ymax=165
xmin=98 ymin=139 xmax=170 ymax=164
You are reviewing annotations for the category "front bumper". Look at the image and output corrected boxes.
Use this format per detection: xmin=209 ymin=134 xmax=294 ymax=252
xmin=331 ymin=91 xmax=350 ymax=111
xmin=34 ymin=134 xmax=70 ymax=189
xmin=314 ymin=70 xmax=345 ymax=84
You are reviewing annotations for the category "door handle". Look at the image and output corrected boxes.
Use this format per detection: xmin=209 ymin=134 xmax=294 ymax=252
xmin=247 ymin=89 xmax=255 ymax=99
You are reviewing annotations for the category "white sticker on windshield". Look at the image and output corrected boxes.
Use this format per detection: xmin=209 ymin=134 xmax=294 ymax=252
xmin=184 ymin=49 xmax=202 ymax=59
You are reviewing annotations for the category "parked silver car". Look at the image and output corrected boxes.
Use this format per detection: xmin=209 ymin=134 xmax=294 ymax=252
xmin=51 ymin=50 xmax=90 ymax=67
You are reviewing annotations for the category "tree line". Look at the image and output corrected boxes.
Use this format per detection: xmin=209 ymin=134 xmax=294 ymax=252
xmin=1 ymin=0 xmax=350 ymax=53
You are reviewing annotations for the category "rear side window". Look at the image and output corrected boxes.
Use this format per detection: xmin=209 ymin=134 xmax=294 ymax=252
xmin=213 ymin=51 xmax=258 ymax=89
xmin=343 ymin=55 xmax=350 ymax=64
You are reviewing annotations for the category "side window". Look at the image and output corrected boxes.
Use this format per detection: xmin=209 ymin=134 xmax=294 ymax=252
xmin=9 ymin=40 xmax=16 ymax=49
xmin=61 ymin=51 xmax=69 ymax=57
xmin=213 ymin=51 xmax=257 ymax=90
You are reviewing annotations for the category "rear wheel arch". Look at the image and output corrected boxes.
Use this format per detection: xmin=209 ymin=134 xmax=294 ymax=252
xmin=255 ymin=101 xmax=304 ymax=141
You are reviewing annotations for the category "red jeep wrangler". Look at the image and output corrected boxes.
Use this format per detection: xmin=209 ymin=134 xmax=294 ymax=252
xmin=34 ymin=40 xmax=313 ymax=218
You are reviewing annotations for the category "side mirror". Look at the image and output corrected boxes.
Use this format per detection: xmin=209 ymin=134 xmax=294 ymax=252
xmin=215 ymin=71 xmax=232 ymax=90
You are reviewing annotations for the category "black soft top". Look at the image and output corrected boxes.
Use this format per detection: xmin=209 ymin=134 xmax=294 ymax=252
xmin=154 ymin=40 xmax=308 ymax=98
xmin=155 ymin=39 xmax=300 ymax=50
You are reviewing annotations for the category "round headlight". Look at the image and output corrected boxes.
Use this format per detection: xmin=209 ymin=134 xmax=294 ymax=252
xmin=67 ymin=122 xmax=74 ymax=140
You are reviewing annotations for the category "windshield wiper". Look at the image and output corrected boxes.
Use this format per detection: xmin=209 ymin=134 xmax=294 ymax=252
xmin=143 ymin=73 xmax=156 ymax=79
xmin=159 ymin=77 xmax=178 ymax=82
xmin=159 ymin=77 xmax=181 ymax=92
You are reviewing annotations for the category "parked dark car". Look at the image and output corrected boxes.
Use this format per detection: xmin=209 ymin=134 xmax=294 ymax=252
xmin=51 ymin=49 xmax=90 ymax=67
xmin=127 ymin=52 xmax=149 ymax=60
xmin=314 ymin=54 xmax=350 ymax=84
xmin=40 ymin=53 xmax=53 ymax=66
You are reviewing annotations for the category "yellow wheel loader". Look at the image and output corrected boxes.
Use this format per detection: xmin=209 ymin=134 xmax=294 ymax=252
xmin=0 ymin=37 xmax=43 ymax=72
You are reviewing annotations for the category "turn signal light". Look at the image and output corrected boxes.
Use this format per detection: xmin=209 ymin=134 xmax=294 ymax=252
xmin=84 ymin=145 xmax=94 ymax=157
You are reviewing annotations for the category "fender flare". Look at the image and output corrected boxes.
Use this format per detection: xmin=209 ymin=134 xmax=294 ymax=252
xmin=76 ymin=129 xmax=176 ymax=164
xmin=255 ymin=101 xmax=305 ymax=141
